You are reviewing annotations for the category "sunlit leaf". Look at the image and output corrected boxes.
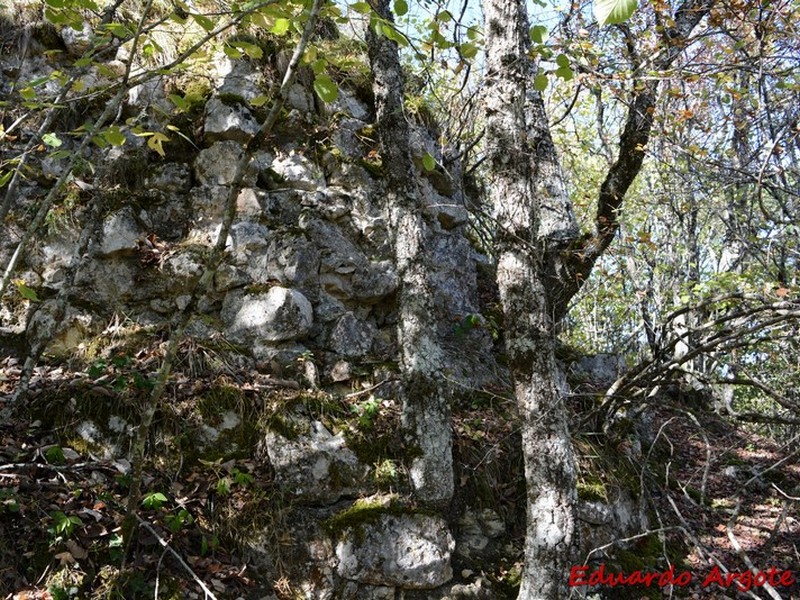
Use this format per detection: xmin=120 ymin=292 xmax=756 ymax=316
xmin=394 ymin=0 xmax=408 ymax=16
xmin=460 ymin=42 xmax=478 ymax=59
xmin=593 ymin=0 xmax=638 ymax=26
xmin=168 ymin=94 xmax=190 ymax=111
xmin=42 ymin=133 xmax=62 ymax=148
xmin=422 ymin=152 xmax=436 ymax=172
xmin=224 ymin=45 xmax=243 ymax=59
xmin=303 ymin=46 xmax=318 ymax=63
xmin=192 ymin=13 xmax=214 ymax=31
xmin=350 ymin=0 xmax=370 ymax=12
xmin=147 ymin=132 xmax=170 ymax=157
xmin=530 ymin=25 xmax=547 ymax=43
xmin=534 ymin=73 xmax=548 ymax=91
xmin=313 ymin=74 xmax=339 ymax=103
xmin=250 ymin=94 xmax=269 ymax=107
xmin=555 ymin=66 xmax=573 ymax=80
xmin=231 ymin=41 xmax=263 ymax=59
xmin=13 ymin=279 xmax=40 ymax=302
xmin=271 ymin=18 xmax=290 ymax=35
xmin=103 ymin=125 xmax=127 ymax=146
xmin=311 ymin=59 xmax=327 ymax=75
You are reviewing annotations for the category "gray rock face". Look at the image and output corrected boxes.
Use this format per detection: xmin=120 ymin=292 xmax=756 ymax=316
xmin=329 ymin=312 xmax=375 ymax=358
xmin=60 ymin=22 xmax=93 ymax=56
xmin=264 ymin=420 xmax=365 ymax=502
xmin=212 ymin=56 xmax=266 ymax=104
xmin=100 ymin=208 xmax=140 ymax=256
xmin=270 ymin=151 xmax=326 ymax=191
xmin=261 ymin=234 xmax=320 ymax=293
xmin=569 ymin=353 xmax=626 ymax=389
xmin=455 ymin=508 xmax=506 ymax=560
xmin=222 ymin=286 xmax=313 ymax=343
xmin=335 ymin=513 xmax=454 ymax=589
xmin=195 ymin=141 xmax=245 ymax=186
xmin=577 ymin=488 xmax=647 ymax=553
xmin=204 ymin=98 xmax=260 ymax=143
xmin=144 ymin=162 xmax=192 ymax=193
xmin=285 ymin=82 xmax=314 ymax=112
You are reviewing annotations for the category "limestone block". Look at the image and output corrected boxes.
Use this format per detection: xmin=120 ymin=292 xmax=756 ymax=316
xmin=195 ymin=141 xmax=245 ymax=186
xmin=100 ymin=207 xmax=140 ymax=256
xmin=270 ymin=151 xmax=326 ymax=191
xmin=222 ymin=286 xmax=313 ymax=343
xmin=264 ymin=420 xmax=365 ymax=502
xmin=329 ymin=312 xmax=375 ymax=358
xmin=335 ymin=512 xmax=454 ymax=589
xmin=204 ymin=98 xmax=260 ymax=143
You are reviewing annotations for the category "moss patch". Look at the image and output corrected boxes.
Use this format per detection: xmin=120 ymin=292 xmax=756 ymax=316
xmin=322 ymin=494 xmax=405 ymax=539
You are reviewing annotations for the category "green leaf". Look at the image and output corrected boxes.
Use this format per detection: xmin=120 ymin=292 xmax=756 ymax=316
xmin=593 ymin=0 xmax=638 ymax=26
xmin=231 ymin=41 xmax=264 ymax=59
xmin=422 ymin=152 xmax=436 ymax=172
xmin=394 ymin=0 xmax=407 ymax=16
xmin=250 ymin=94 xmax=269 ymax=107
xmin=44 ymin=7 xmax=67 ymax=24
xmin=192 ymin=13 xmax=214 ymax=31
xmin=13 ymin=279 xmax=40 ymax=302
xmin=310 ymin=58 xmax=327 ymax=75
xmin=381 ymin=23 xmax=409 ymax=46
xmin=102 ymin=126 xmax=127 ymax=146
xmin=460 ymin=42 xmax=478 ymax=59
xmin=20 ymin=87 xmax=36 ymax=101
xmin=0 ymin=171 xmax=12 ymax=188
xmin=142 ymin=492 xmax=168 ymax=509
xmin=103 ymin=22 xmax=133 ymax=37
xmin=555 ymin=66 xmax=574 ymax=80
xmin=313 ymin=74 xmax=339 ymax=103
xmin=216 ymin=477 xmax=231 ymax=495
xmin=271 ymin=17 xmax=290 ymax=35
xmin=42 ymin=133 xmax=62 ymax=148
xmin=303 ymin=46 xmax=317 ymax=63
xmin=223 ymin=45 xmax=243 ymax=59
xmin=45 ymin=446 xmax=64 ymax=464
xmin=556 ymin=53 xmax=570 ymax=68
xmin=534 ymin=73 xmax=548 ymax=91
xmin=530 ymin=25 xmax=547 ymax=43
xmin=350 ymin=1 xmax=371 ymax=13
xmin=168 ymin=94 xmax=190 ymax=111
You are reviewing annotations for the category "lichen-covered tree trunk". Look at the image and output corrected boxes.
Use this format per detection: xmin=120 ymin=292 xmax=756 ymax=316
xmin=482 ymin=0 xmax=717 ymax=594
xmin=482 ymin=0 xmax=578 ymax=596
xmin=365 ymin=0 xmax=453 ymax=505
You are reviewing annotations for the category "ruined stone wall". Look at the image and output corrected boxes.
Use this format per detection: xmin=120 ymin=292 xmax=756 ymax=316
xmin=0 ymin=18 xmax=647 ymax=598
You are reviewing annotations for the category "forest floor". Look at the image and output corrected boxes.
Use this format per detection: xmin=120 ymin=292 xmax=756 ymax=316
xmin=644 ymin=402 xmax=800 ymax=599
xmin=1 ymin=354 xmax=799 ymax=600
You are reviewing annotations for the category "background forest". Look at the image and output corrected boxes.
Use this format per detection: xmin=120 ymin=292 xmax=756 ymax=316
xmin=0 ymin=0 xmax=798 ymax=597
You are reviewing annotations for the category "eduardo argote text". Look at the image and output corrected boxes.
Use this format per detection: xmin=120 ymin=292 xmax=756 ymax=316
xmin=569 ymin=564 xmax=796 ymax=593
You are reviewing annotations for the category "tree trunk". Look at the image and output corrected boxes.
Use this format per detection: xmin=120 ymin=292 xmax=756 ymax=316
xmin=482 ymin=0 xmax=577 ymax=596
xmin=366 ymin=0 xmax=453 ymax=506
xmin=481 ymin=0 xmax=717 ymax=594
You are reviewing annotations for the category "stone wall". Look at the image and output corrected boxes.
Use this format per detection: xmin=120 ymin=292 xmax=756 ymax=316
xmin=0 ymin=17 xmax=647 ymax=598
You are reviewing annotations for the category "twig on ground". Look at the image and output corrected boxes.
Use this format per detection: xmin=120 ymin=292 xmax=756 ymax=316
xmin=136 ymin=514 xmax=219 ymax=600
